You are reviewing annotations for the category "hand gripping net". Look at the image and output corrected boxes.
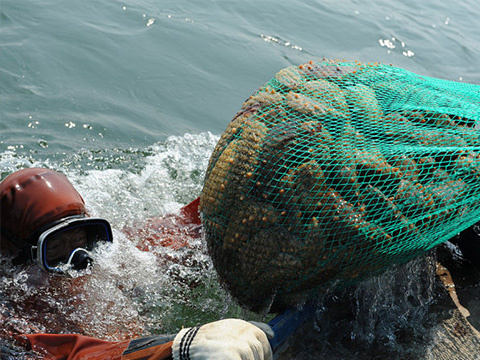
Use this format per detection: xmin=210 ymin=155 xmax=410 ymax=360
xmin=200 ymin=60 xmax=480 ymax=312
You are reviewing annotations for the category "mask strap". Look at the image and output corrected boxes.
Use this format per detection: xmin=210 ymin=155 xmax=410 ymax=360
xmin=1 ymin=226 xmax=36 ymax=264
xmin=12 ymin=248 xmax=33 ymax=265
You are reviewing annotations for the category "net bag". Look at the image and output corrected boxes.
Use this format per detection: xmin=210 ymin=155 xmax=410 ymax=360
xmin=200 ymin=60 xmax=480 ymax=312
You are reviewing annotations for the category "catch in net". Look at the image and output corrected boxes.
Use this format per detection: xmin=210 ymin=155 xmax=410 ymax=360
xmin=200 ymin=60 xmax=480 ymax=312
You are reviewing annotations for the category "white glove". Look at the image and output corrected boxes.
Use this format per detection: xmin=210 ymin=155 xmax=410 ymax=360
xmin=172 ymin=318 xmax=273 ymax=360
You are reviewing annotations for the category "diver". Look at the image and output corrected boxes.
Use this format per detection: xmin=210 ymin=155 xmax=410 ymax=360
xmin=0 ymin=168 xmax=273 ymax=360
xmin=0 ymin=167 xmax=107 ymax=274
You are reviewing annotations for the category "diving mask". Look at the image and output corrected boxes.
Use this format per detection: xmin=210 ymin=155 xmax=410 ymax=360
xmin=34 ymin=216 xmax=113 ymax=274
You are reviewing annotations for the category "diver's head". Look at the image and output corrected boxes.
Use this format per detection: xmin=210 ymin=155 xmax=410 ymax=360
xmin=1 ymin=168 xmax=112 ymax=274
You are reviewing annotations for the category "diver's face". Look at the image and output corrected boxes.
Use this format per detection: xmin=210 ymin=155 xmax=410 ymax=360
xmin=45 ymin=227 xmax=88 ymax=267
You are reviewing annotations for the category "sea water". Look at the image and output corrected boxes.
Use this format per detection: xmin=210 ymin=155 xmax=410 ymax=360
xmin=2 ymin=0 xmax=479 ymax=161
xmin=1 ymin=0 xmax=480 ymax=358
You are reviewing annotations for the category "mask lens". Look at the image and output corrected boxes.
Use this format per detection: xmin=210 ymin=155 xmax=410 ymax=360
xmin=45 ymin=226 xmax=88 ymax=267
xmin=40 ymin=219 xmax=112 ymax=270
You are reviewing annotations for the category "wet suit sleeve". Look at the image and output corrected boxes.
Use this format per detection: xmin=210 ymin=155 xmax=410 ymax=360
xmin=121 ymin=334 xmax=175 ymax=360
xmin=19 ymin=334 xmax=129 ymax=360
xmin=19 ymin=333 xmax=174 ymax=360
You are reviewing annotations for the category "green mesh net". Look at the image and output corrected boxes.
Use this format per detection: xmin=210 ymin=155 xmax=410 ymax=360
xmin=200 ymin=60 xmax=480 ymax=313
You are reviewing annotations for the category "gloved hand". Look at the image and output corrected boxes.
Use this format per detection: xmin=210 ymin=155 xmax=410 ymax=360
xmin=172 ymin=318 xmax=273 ymax=360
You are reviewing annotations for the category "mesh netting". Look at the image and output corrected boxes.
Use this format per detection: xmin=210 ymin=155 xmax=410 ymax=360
xmin=200 ymin=60 xmax=480 ymax=312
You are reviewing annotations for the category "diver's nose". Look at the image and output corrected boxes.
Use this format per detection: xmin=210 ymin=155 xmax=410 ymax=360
xmin=70 ymin=248 xmax=93 ymax=270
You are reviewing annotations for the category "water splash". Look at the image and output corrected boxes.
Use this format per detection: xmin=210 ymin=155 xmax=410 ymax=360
xmin=277 ymin=251 xmax=451 ymax=359
xmin=350 ymin=253 xmax=437 ymax=346
xmin=67 ymin=132 xmax=219 ymax=225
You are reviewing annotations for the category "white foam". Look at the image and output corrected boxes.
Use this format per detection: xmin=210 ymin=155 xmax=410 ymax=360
xmin=66 ymin=132 xmax=219 ymax=226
